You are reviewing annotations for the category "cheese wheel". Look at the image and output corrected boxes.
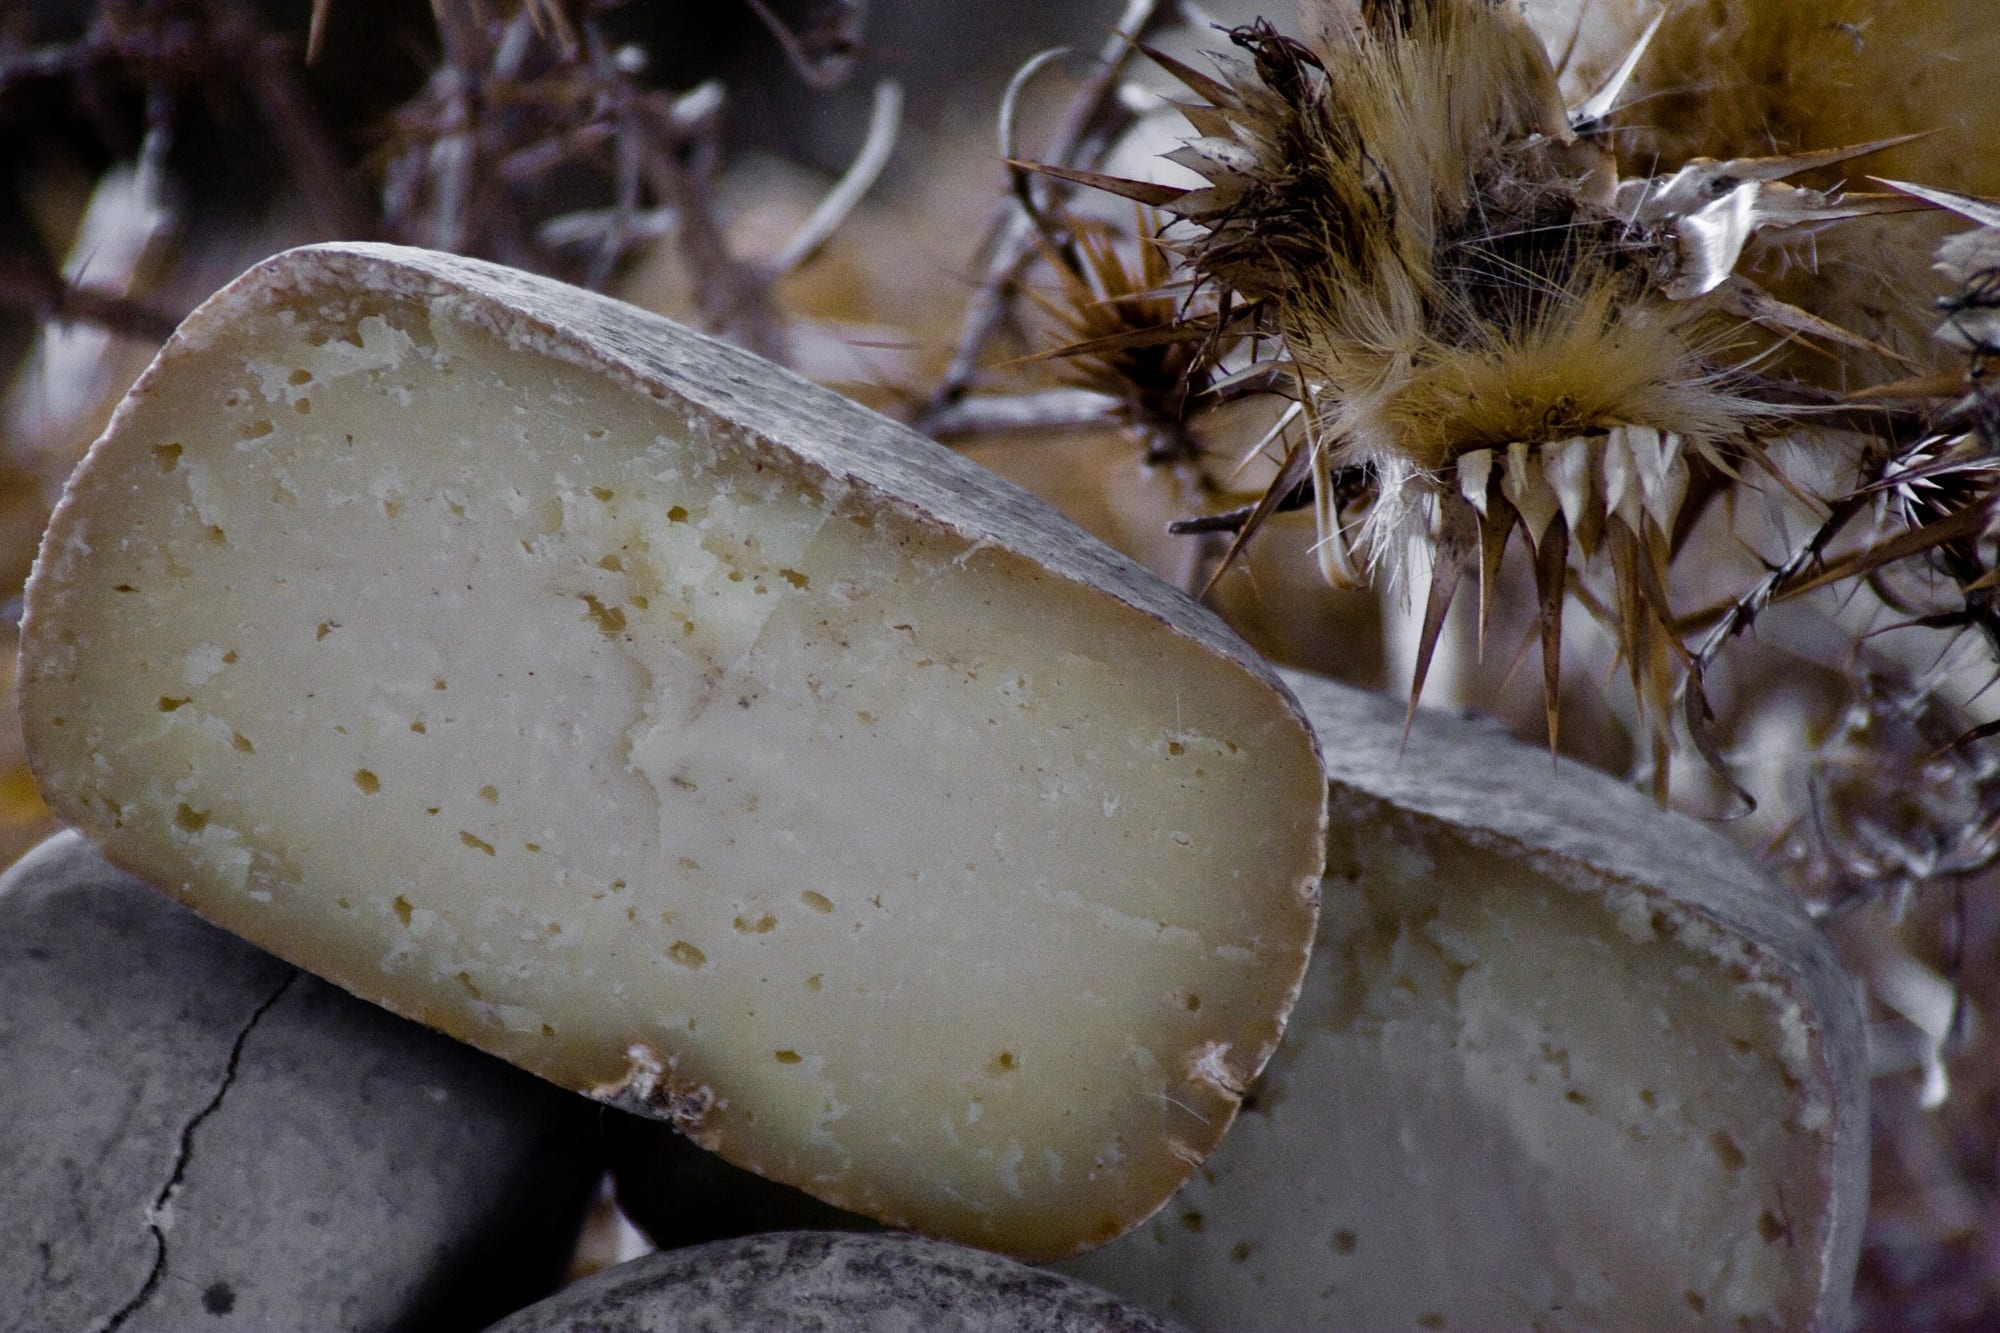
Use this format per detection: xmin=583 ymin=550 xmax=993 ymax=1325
xmin=19 ymin=243 xmax=1326 ymax=1261
xmin=1057 ymin=671 xmax=1868 ymax=1328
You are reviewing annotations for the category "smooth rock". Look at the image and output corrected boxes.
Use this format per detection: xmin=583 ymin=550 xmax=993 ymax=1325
xmin=483 ymin=1231 xmax=1185 ymax=1333
xmin=0 ymin=830 xmax=602 ymax=1332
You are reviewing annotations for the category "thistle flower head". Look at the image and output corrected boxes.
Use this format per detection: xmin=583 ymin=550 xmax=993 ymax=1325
xmin=1033 ymin=0 xmax=1944 ymax=781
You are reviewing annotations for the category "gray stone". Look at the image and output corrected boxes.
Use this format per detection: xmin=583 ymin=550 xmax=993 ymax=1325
xmin=483 ymin=1231 xmax=1186 ymax=1333
xmin=604 ymin=1111 xmax=879 ymax=1253
xmin=0 ymin=831 xmax=602 ymax=1332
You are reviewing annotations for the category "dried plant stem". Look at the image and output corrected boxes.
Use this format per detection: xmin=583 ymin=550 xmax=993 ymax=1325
xmin=918 ymin=0 xmax=1191 ymax=430
xmin=206 ymin=0 xmax=375 ymax=239
xmin=921 ymin=389 xmax=1123 ymax=438
xmin=740 ymin=0 xmax=867 ymax=91
xmin=768 ymin=80 xmax=903 ymax=279
xmin=0 ymin=260 xmax=182 ymax=344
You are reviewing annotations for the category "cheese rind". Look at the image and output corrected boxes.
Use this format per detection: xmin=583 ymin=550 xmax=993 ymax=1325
xmin=18 ymin=243 xmax=1326 ymax=1261
xmin=1056 ymin=671 xmax=1868 ymax=1329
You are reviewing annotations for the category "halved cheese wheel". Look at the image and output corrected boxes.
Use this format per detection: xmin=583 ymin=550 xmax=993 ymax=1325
xmin=18 ymin=243 xmax=1326 ymax=1261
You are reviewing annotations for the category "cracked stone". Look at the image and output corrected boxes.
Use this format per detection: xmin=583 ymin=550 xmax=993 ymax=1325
xmin=0 ymin=832 xmax=603 ymax=1331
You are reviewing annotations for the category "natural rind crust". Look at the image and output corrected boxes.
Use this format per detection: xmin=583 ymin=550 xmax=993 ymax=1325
xmin=18 ymin=242 xmax=1327 ymax=1260
xmin=483 ymin=1231 xmax=1188 ymax=1333
xmin=1278 ymin=669 xmax=1870 ymax=1330
xmin=167 ymin=242 xmax=1310 ymax=709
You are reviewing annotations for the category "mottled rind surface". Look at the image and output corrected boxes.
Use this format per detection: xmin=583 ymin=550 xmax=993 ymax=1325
xmin=0 ymin=831 xmax=600 ymax=1333
xmin=1279 ymin=669 xmax=1869 ymax=1330
xmin=483 ymin=1231 xmax=1186 ymax=1333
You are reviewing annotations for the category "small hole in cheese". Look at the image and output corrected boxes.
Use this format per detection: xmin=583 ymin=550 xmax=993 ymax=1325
xmin=579 ymin=594 xmax=626 ymax=636
xmin=801 ymin=891 xmax=833 ymax=914
xmin=668 ymin=941 xmax=706 ymax=968
xmin=460 ymin=831 xmax=497 ymax=856
xmin=353 ymin=769 xmax=380 ymax=794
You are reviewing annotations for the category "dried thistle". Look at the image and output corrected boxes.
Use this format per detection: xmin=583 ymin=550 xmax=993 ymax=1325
xmin=1026 ymin=0 xmax=1934 ymax=788
xmin=1678 ymin=186 xmax=2000 ymax=810
xmin=1785 ymin=670 xmax=2000 ymax=920
xmin=1020 ymin=211 xmax=1213 ymax=466
xmin=1531 ymin=0 xmax=2000 ymax=382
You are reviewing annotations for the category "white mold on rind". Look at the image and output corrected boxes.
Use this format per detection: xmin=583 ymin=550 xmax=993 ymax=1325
xmin=18 ymin=243 xmax=1327 ymax=1262
xmin=1056 ymin=670 xmax=1868 ymax=1330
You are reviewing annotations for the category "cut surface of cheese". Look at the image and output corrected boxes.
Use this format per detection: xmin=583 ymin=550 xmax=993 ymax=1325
xmin=1056 ymin=672 xmax=1868 ymax=1329
xmin=19 ymin=243 xmax=1326 ymax=1261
